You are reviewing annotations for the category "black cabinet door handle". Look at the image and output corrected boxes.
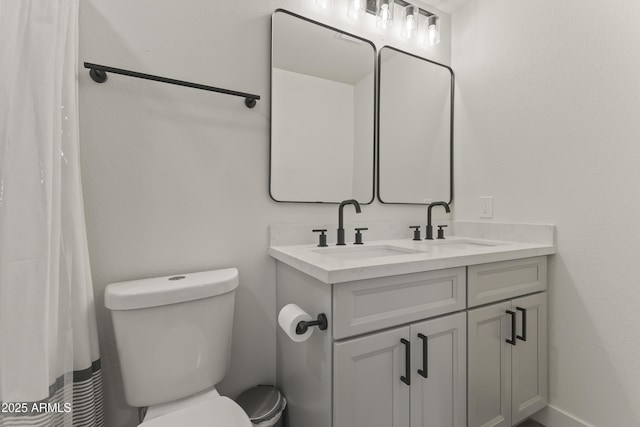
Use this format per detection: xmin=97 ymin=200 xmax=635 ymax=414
xmin=506 ymin=310 xmax=517 ymax=346
xmin=417 ymin=333 xmax=428 ymax=379
xmin=400 ymin=338 xmax=411 ymax=386
xmin=516 ymin=307 xmax=527 ymax=342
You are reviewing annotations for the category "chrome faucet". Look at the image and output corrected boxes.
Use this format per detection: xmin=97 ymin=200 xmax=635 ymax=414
xmin=337 ymin=199 xmax=361 ymax=245
xmin=426 ymin=201 xmax=450 ymax=240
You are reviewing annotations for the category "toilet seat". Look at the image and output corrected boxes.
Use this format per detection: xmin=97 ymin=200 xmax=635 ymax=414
xmin=141 ymin=396 xmax=252 ymax=427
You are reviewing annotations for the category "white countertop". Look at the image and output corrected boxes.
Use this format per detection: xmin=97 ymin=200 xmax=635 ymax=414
xmin=269 ymin=236 xmax=556 ymax=284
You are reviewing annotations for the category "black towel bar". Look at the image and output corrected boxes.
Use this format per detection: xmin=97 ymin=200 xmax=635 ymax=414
xmin=84 ymin=62 xmax=260 ymax=108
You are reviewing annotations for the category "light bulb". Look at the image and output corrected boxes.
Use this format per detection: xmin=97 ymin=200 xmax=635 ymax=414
xmin=376 ymin=0 xmax=394 ymax=29
xmin=347 ymin=0 xmax=365 ymax=19
xmin=401 ymin=5 xmax=419 ymax=39
xmin=426 ymin=15 xmax=440 ymax=46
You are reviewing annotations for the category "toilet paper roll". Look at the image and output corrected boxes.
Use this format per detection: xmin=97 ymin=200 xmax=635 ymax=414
xmin=278 ymin=304 xmax=313 ymax=343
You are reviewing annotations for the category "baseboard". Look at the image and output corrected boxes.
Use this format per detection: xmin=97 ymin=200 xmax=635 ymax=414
xmin=532 ymin=405 xmax=594 ymax=427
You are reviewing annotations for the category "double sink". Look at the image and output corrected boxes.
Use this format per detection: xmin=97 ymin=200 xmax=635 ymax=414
xmin=312 ymin=239 xmax=502 ymax=261
xmin=268 ymin=223 xmax=556 ymax=284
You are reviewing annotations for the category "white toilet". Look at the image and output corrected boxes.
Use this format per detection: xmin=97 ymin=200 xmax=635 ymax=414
xmin=105 ymin=268 xmax=252 ymax=427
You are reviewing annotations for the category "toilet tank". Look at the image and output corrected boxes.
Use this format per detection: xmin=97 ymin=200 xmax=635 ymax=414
xmin=105 ymin=269 xmax=239 ymax=408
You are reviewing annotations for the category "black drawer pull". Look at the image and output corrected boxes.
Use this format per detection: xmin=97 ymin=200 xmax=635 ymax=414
xmin=417 ymin=333 xmax=428 ymax=379
xmin=506 ymin=310 xmax=517 ymax=346
xmin=516 ymin=307 xmax=527 ymax=342
xmin=400 ymin=338 xmax=411 ymax=386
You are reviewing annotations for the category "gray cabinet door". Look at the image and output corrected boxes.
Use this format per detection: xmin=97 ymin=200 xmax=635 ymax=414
xmin=334 ymin=326 xmax=411 ymax=427
xmin=468 ymin=301 xmax=512 ymax=427
xmin=511 ymin=292 xmax=548 ymax=425
xmin=410 ymin=312 xmax=466 ymax=427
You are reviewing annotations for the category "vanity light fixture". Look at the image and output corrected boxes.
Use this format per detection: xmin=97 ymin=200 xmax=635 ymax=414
xmin=376 ymin=0 xmax=394 ymax=29
xmin=316 ymin=0 xmax=334 ymax=9
xmin=401 ymin=4 xmax=419 ymax=39
xmin=347 ymin=0 xmax=366 ymax=19
xmin=426 ymin=14 xmax=441 ymax=46
xmin=364 ymin=0 xmax=438 ymax=45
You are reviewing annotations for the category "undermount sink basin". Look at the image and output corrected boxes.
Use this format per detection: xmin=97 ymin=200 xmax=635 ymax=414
xmin=312 ymin=245 xmax=424 ymax=261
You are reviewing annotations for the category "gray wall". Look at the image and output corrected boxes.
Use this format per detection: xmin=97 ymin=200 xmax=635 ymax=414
xmin=453 ymin=0 xmax=640 ymax=425
xmin=78 ymin=1 xmax=451 ymax=425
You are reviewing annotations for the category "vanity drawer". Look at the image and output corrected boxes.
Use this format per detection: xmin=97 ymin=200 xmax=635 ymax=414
xmin=467 ymin=256 xmax=547 ymax=307
xmin=332 ymin=268 xmax=466 ymax=339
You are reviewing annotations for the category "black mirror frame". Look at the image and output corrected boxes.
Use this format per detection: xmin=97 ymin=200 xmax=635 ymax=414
xmin=269 ymin=9 xmax=377 ymax=205
xmin=376 ymin=45 xmax=454 ymax=206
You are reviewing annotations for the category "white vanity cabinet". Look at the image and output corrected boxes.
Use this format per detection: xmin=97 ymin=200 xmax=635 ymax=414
xmin=275 ymin=255 xmax=549 ymax=427
xmin=276 ymin=264 xmax=466 ymax=427
xmin=467 ymin=258 xmax=548 ymax=427
xmin=333 ymin=312 xmax=466 ymax=427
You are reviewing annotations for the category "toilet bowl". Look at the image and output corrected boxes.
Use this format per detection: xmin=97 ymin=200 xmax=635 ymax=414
xmin=105 ymin=268 xmax=251 ymax=427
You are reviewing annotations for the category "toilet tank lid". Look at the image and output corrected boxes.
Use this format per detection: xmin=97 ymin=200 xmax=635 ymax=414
xmin=105 ymin=268 xmax=238 ymax=310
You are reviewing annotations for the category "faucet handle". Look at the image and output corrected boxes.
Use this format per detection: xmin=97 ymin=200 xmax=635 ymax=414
xmin=409 ymin=226 xmax=421 ymax=241
xmin=437 ymin=225 xmax=448 ymax=240
xmin=354 ymin=228 xmax=368 ymax=245
xmin=312 ymin=229 xmax=328 ymax=247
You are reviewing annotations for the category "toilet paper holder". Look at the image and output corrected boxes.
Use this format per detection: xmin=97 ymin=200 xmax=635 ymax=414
xmin=295 ymin=313 xmax=328 ymax=335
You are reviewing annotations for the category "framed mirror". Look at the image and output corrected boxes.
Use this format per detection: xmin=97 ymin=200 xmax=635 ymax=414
xmin=270 ymin=10 xmax=376 ymax=204
xmin=377 ymin=46 xmax=453 ymax=204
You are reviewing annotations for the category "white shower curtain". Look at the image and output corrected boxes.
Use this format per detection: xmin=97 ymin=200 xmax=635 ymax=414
xmin=0 ymin=0 xmax=104 ymax=426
